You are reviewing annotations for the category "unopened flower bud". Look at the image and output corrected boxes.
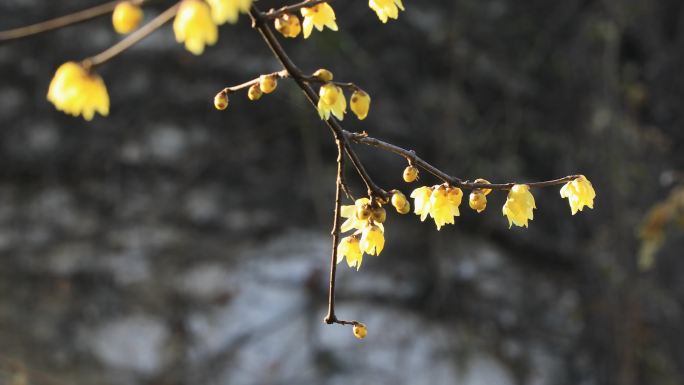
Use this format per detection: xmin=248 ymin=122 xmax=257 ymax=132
xmin=371 ymin=206 xmax=386 ymax=223
xmin=259 ymin=74 xmax=278 ymax=94
xmin=248 ymin=84 xmax=262 ymax=100
xmin=403 ymin=166 xmax=419 ymax=183
xmin=474 ymin=178 xmax=492 ymax=195
xmin=391 ymin=191 xmax=410 ymax=214
xmin=356 ymin=205 xmax=372 ymax=221
xmin=313 ymin=68 xmax=334 ymax=82
xmin=214 ymin=90 xmax=228 ymax=110
xmin=353 ymin=323 xmax=368 ymax=339
xmin=112 ymin=1 xmax=143 ymax=34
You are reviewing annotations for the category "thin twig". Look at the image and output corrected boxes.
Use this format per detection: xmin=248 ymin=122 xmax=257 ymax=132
xmin=249 ymin=5 xmax=387 ymax=199
xmin=83 ymin=2 xmax=179 ymax=68
xmin=324 ymin=138 xmax=344 ymax=324
xmin=221 ymin=70 xmax=290 ymax=93
xmin=0 ymin=0 xmax=146 ymax=42
xmin=264 ymin=0 xmax=332 ymax=20
xmin=301 ymin=75 xmax=360 ymax=91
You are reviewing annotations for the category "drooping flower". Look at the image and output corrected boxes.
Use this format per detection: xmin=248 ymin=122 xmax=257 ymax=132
xmin=360 ymin=224 xmax=385 ymax=255
xmin=173 ymin=0 xmax=218 ymax=55
xmin=206 ymin=0 xmax=252 ymax=25
xmin=337 ymin=236 xmax=363 ymax=270
xmin=317 ymin=83 xmax=346 ymax=120
xmin=350 ymin=90 xmax=371 ymax=120
xmin=341 ymin=198 xmax=372 ymax=232
xmin=274 ymin=13 xmax=301 ymax=38
xmin=47 ymin=62 xmax=110 ymax=121
xmin=369 ymin=0 xmax=405 ymax=23
xmin=502 ymin=184 xmax=536 ymax=228
xmin=112 ymin=1 xmax=144 ymax=34
xmin=469 ymin=191 xmax=487 ymax=213
xmin=560 ymin=175 xmax=596 ymax=215
xmin=301 ymin=2 xmax=338 ymax=38
xmin=411 ymin=186 xmax=432 ymax=221
xmin=429 ymin=186 xmax=462 ymax=230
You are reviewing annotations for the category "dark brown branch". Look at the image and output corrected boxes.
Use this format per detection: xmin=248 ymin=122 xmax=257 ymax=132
xmin=324 ymin=139 xmax=344 ymax=324
xmin=345 ymin=131 xmax=581 ymax=190
xmin=84 ymin=3 xmax=179 ymax=68
xmin=263 ymin=0 xmax=332 ymax=20
xmin=249 ymin=5 xmax=387 ymax=199
xmin=0 ymin=0 xmax=145 ymax=42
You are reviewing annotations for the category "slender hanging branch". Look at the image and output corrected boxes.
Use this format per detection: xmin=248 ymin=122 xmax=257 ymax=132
xmin=83 ymin=3 xmax=180 ymax=68
xmin=0 ymin=0 xmax=145 ymax=42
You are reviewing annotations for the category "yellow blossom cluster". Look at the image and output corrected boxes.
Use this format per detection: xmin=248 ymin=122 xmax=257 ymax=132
xmin=337 ymin=198 xmax=387 ymax=270
xmin=47 ymin=62 xmax=110 ymax=121
xmin=316 ymin=82 xmax=371 ymax=121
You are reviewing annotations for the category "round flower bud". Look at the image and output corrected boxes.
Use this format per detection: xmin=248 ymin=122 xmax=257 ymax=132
xmin=356 ymin=205 xmax=372 ymax=221
xmin=112 ymin=1 xmax=144 ymax=34
xmin=371 ymin=206 xmax=386 ymax=223
xmin=391 ymin=191 xmax=409 ymax=213
xmin=214 ymin=90 xmax=229 ymax=110
xmin=248 ymin=84 xmax=262 ymax=101
xmin=259 ymin=74 xmax=278 ymax=94
xmin=313 ymin=68 xmax=333 ymax=82
xmin=398 ymin=203 xmax=411 ymax=214
xmin=350 ymin=89 xmax=371 ymax=120
xmin=469 ymin=191 xmax=487 ymax=213
xmin=474 ymin=178 xmax=493 ymax=196
xmin=403 ymin=166 xmax=419 ymax=183
xmin=353 ymin=323 xmax=368 ymax=339
xmin=274 ymin=13 xmax=301 ymax=38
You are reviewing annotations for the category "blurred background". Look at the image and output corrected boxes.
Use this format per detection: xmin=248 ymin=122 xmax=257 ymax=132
xmin=1 ymin=0 xmax=683 ymax=384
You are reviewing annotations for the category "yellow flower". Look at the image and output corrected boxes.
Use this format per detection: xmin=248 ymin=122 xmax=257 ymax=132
xmin=206 ymin=0 xmax=252 ymax=25
xmin=350 ymin=90 xmax=371 ymax=120
xmin=173 ymin=0 xmax=218 ymax=55
xmin=313 ymin=68 xmax=334 ymax=82
xmin=47 ymin=62 xmax=110 ymax=121
xmin=353 ymin=323 xmax=368 ymax=339
xmin=369 ymin=0 xmax=405 ymax=23
xmin=112 ymin=1 xmax=144 ymax=34
xmin=560 ymin=175 xmax=596 ymax=215
xmin=337 ymin=236 xmax=363 ymax=270
xmin=317 ymin=83 xmax=346 ymax=120
xmin=360 ymin=224 xmax=385 ymax=255
xmin=502 ymin=184 xmax=536 ymax=228
xmin=410 ymin=186 xmax=432 ymax=221
xmin=469 ymin=191 xmax=487 ymax=213
xmin=429 ymin=186 xmax=462 ymax=230
xmin=300 ymin=2 xmax=338 ymax=39
xmin=274 ymin=13 xmax=301 ymax=38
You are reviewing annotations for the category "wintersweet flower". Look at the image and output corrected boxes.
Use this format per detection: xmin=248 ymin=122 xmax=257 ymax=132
xmin=560 ymin=175 xmax=596 ymax=215
xmin=391 ymin=191 xmax=410 ymax=214
xmin=353 ymin=323 xmax=368 ymax=339
xmin=275 ymin=13 xmax=301 ymax=38
xmin=469 ymin=191 xmax=487 ymax=213
xmin=337 ymin=236 xmax=363 ymax=270
xmin=317 ymin=83 xmax=346 ymax=120
xmin=173 ymin=0 xmax=218 ymax=55
xmin=403 ymin=165 xmax=419 ymax=182
xmin=350 ymin=90 xmax=371 ymax=120
xmin=206 ymin=0 xmax=252 ymax=24
xmin=411 ymin=186 xmax=432 ymax=221
xmin=112 ymin=1 xmax=144 ymax=34
xmin=301 ymin=2 xmax=338 ymax=38
xmin=369 ymin=0 xmax=405 ymax=23
xmin=341 ymin=198 xmax=380 ymax=232
xmin=502 ymin=184 xmax=536 ymax=228
xmin=360 ymin=224 xmax=385 ymax=255
xmin=47 ymin=62 xmax=110 ymax=121
xmin=429 ymin=186 xmax=462 ymax=230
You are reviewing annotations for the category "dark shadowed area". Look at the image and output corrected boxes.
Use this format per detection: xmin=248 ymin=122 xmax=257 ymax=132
xmin=1 ymin=0 xmax=683 ymax=384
